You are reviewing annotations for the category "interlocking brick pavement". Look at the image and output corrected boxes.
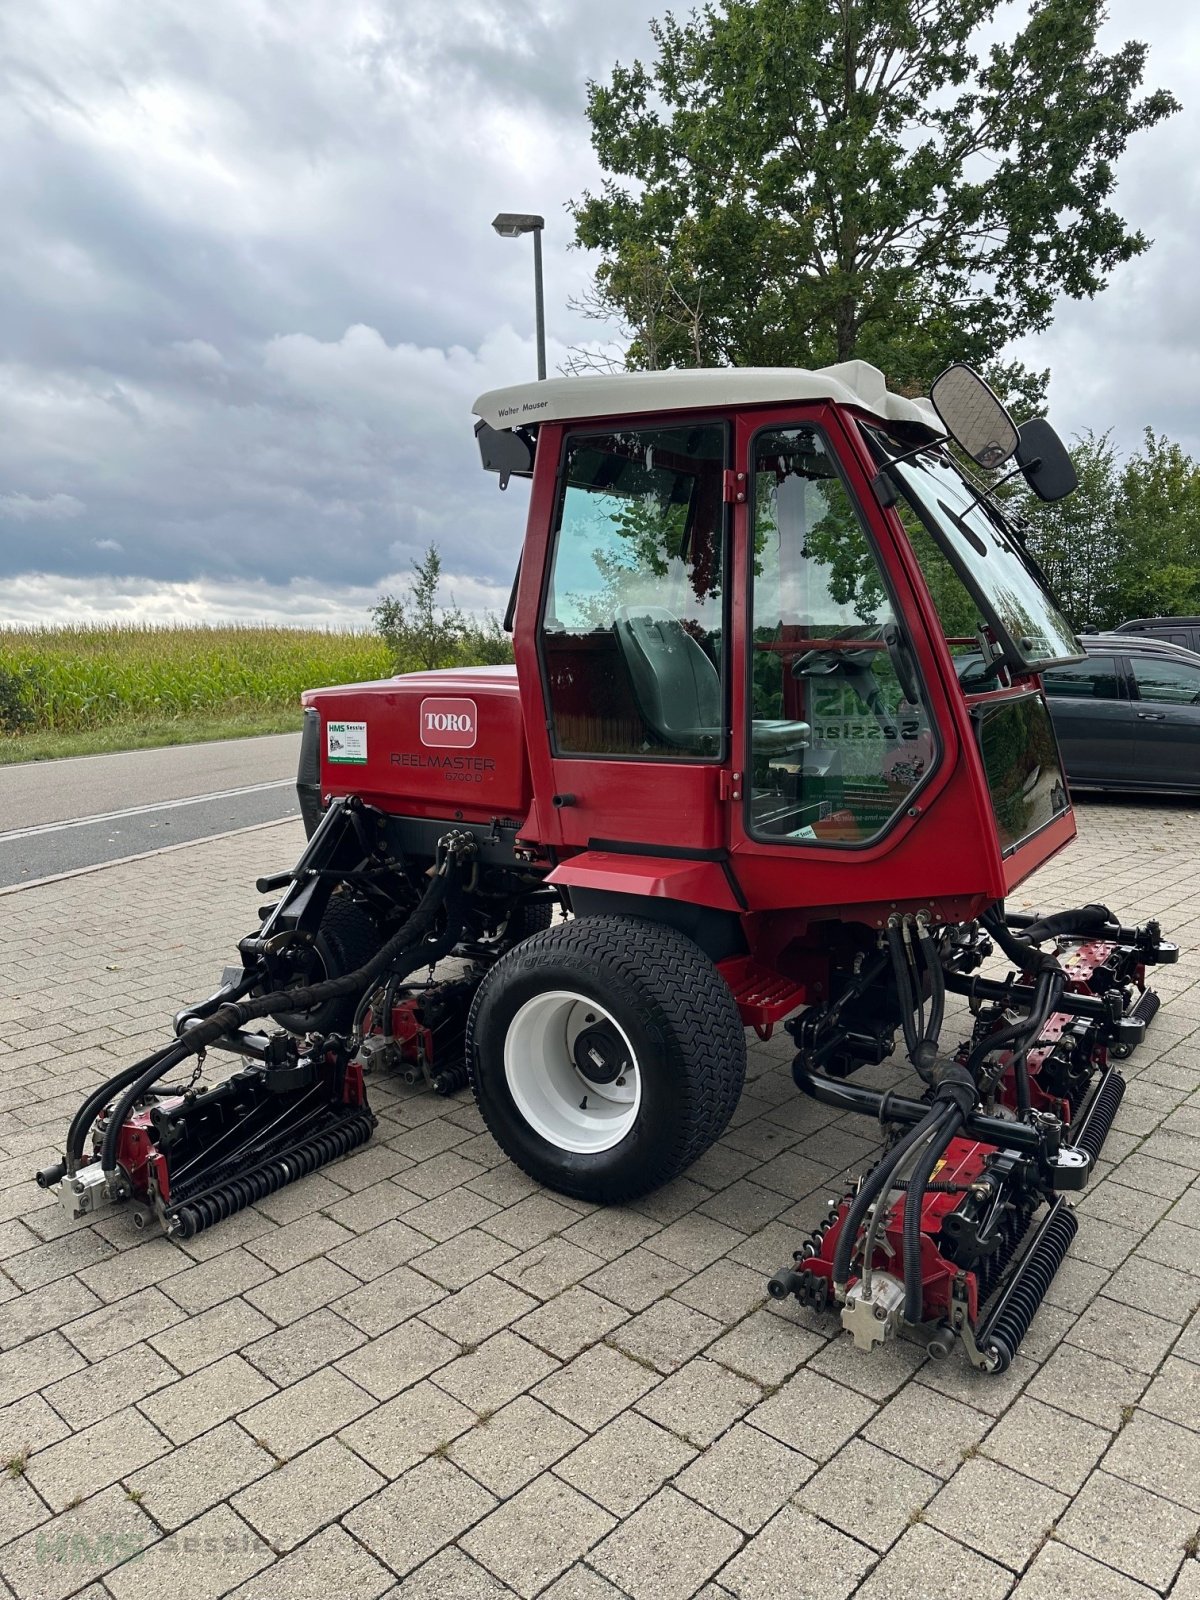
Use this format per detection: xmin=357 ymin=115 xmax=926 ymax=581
xmin=1 ymin=800 xmax=1198 ymax=1598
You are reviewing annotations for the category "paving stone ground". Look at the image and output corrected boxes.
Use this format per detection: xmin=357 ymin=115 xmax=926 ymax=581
xmin=0 ymin=798 xmax=1198 ymax=1599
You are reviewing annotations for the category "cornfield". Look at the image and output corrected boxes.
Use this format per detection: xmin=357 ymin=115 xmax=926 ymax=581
xmin=0 ymin=625 xmax=395 ymax=735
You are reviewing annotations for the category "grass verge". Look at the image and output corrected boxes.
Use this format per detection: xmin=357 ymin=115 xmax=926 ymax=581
xmin=0 ymin=709 xmax=304 ymax=766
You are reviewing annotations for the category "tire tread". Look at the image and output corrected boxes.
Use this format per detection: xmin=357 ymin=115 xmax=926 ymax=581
xmin=466 ymin=914 xmax=746 ymax=1201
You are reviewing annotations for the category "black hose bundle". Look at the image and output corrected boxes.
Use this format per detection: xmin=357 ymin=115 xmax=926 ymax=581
xmin=88 ymin=844 xmax=470 ymax=1180
xmin=916 ymin=921 xmax=946 ymax=1048
xmin=965 ymin=965 xmax=1064 ymax=1117
xmin=887 ymin=921 xmax=943 ymax=1084
xmin=1010 ymin=904 xmax=1113 ymax=947
xmin=832 ymin=1103 xmax=945 ymax=1295
xmin=981 ymin=905 xmax=1064 ymax=977
xmin=899 ymin=1064 xmax=977 ymax=1323
xmin=901 ymin=1105 xmax=963 ymax=1322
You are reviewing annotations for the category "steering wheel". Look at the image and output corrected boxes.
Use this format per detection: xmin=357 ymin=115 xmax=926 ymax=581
xmin=790 ymin=626 xmax=923 ymax=721
xmin=792 ymin=643 xmax=882 ymax=678
xmin=790 ymin=630 xmax=887 ymax=680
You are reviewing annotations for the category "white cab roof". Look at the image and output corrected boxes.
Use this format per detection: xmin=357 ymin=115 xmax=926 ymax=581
xmin=473 ymin=360 xmax=940 ymax=432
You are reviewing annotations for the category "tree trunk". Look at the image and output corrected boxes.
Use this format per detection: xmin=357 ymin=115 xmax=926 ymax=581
xmin=835 ymin=295 xmax=857 ymax=362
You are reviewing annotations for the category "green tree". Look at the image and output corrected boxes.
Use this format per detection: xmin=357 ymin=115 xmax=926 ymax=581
xmin=1106 ymin=431 xmax=1200 ymax=623
xmin=1018 ymin=430 xmax=1120 ymax=629
xmin=372 ymin=545 xmax=513 ymax=671
xmin=572 ymin=0 xmax=1177 ymax=392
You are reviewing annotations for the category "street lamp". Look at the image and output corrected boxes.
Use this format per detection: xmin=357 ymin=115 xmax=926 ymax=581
xmin=492 ymin=212 xmax=546 ymax=380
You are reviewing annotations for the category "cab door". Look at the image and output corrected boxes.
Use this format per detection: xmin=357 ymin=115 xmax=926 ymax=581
xmin=725 ymin=404 xmax=989 ymax=917
xmin=523 ymin=414 xmax=733 ymax=853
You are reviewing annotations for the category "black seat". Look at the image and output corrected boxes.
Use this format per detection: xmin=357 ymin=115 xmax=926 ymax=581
xmin=613 ymin=606 xmax=809 ymax=756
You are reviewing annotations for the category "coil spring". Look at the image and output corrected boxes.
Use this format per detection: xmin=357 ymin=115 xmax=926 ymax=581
xmin=1070 ymin=1069 xmax=1126 ymax=1166
xmin=799 ymin=1198 xmax=848 ymax=1261
xmin=166 ymin=1110 xmax=376 ymax=1240
xmin=978 ymin=1200 xmax=1078 ymax=1372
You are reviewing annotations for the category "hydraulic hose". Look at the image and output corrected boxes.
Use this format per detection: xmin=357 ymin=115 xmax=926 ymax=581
xmin=832 ymin=1103 xmax=946 ymax=1295
xmin=888 ymin=920 xmax=942 ymax=1085
xmin=66 ymin=1044 xmax=183 ymax=1173
xmin=860 ymin=1116 xmax=943 ymax=1298
xmin=887 ymin=924 xmax=923 ymax=1062
xmin=917 ymin=922 xmax=945 ymax=1050
xmin=1008 ymin=904 xmax=1113 ymax=946
xmin=904 ymin=920 xmax=925 ymax=1041
xmin=98 ymin=847 xmax=468 ymax=1179
xmin=352 ymin=873 xmax=466 ymax=1043
xmin=902 ymin=1104 xmax=964 ymax=1323
xmin=982 ymin=905 xmax=1062 ymax=978
xmin=966 ymin=966 xmax=1063 ymax=1117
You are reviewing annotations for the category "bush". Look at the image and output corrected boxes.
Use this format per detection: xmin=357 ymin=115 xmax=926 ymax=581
xmin=373 ymin=544 xmax=513 ymax=672
xmin=0 ymin=667 xmax=36 ymax=733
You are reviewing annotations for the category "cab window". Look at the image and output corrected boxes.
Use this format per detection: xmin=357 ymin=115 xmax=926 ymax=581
xmin=748 ymin=426 xmax=935 ymax=845
xmin=541 ymin=425 xmax=726 ymax=759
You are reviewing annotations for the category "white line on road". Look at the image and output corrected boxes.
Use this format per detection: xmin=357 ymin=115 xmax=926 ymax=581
xmin=0 ymin=816 xmax=301 ymax=896
xmin=0 ymin=780 xmax=294 ymax=842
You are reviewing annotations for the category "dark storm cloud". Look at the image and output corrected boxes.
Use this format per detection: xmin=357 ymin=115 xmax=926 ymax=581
xmin=0 ymin=0 xmax=1195 ymax=622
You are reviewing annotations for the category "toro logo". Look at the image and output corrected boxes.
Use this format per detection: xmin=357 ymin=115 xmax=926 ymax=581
xmin=419 ymin=697 xmax=477 ymax=749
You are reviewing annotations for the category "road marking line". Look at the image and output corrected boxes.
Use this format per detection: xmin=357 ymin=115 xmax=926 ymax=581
xmin=0 ymin=780 xmax=293 ymax=842
xmin=0 ymin=816 xmax=301 ymax=897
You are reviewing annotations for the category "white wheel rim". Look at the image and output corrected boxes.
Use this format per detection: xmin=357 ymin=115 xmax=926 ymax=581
xmin=503 ymin=989 xmax=642 ymax=1154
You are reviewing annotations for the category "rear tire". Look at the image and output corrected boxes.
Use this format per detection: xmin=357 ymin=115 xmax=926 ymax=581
xmin=466 ymin=915 xmax=746 ymax=1202
xmin=271 ymin=896 xmax=381 ymax=1035
xmin=504 ymin=897 xmax=556 ymax=945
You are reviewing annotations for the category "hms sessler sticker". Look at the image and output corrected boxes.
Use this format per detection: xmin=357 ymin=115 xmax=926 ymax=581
xmin=326 ymin=721 xmax=368 ymax=764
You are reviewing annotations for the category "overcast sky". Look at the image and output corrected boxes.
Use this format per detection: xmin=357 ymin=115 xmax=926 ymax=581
xmin=1 ymin=0 xmax=1196 ymax=627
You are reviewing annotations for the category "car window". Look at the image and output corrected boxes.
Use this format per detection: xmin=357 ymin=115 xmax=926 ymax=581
xmin=1042 ymin=657 xmax=1123 ymax=700
xmin=1131 ymin=657 xmax=1200 ymax=706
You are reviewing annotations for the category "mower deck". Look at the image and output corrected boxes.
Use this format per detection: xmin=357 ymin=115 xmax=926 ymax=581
xmin=769 ymin=915 xmax=1175 ymax=1369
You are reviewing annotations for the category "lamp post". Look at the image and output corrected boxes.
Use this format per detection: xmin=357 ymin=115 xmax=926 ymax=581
xmin=492 ymin=212 xmax=546 ymax=381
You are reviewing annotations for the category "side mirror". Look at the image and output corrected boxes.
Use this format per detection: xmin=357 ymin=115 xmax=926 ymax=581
xmin=475 ymin=420 xmax=535 ymax=490
xmin=1016 ymin=418 xmax=1078 ymax=503
xmin=929 ymin=364 xmax=1019 ymax=471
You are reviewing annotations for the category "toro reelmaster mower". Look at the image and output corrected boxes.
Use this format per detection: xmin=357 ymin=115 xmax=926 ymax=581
xmin=39 ymin=360 xmax=1177 ymax=1373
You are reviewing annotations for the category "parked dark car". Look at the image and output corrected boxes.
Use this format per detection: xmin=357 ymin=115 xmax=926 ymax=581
xmin=1114 ymin=615 xmax=1200 ymax=654
xmin=959 ymin=635 xmax=1200 ymax=795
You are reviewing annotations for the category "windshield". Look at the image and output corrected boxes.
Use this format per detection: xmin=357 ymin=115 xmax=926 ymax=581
xmin=866 ymin=431 xmax=1082 ymax=671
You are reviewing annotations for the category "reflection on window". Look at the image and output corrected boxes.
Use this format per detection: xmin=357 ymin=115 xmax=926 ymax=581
xmin=976 ymin=696 xmax=1070 ymax=852
xmin=1131 ymin=658 xmax=1200 ymax=706
xmin=871 ymin=433 xmax=1080 ymax=669
xmin=542 ymin=426 xmax=725 ymax=758
xmin=748 ymin=428 xmax=934 ymax=845
xmin=1042 ymin=658 xmax=1122 ymax=700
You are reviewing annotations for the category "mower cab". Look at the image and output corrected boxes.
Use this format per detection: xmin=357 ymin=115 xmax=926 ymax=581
xmin=42 ymin=360 xmax=1177 ymax=1376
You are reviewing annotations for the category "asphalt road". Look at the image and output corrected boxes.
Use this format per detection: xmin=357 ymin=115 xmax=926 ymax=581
xmin=0 ymin=732 xmax=303 ymax=889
